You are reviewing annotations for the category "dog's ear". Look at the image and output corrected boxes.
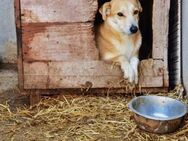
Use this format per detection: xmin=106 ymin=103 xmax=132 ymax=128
xmin=99 ymin=2 xmax=111 ymax=20
xmin=137 ymin=0 xmax=143 ymax=12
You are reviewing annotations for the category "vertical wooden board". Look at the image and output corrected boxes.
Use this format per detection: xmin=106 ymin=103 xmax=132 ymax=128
xmin=152 ymin=0 xmax=170 ymax=59
xmin=20 ymin=0 xmax=98 ymax=23
xmin=14 ymin=0 xmax=24 ymax=90
xmin=30 ymin=93 xmax=41 ymax=105
xmin=152 ymin=0 xmax=170 ymax=87
xmin=163 ymin=69 xmax=169 ymax=87
xmin=22 ymin=23 xmax=99 ymax=61
xmin=23 ymin=62 xmax=49 ymax=89
xmin=14 ymin=0 xmax=21 ymax=28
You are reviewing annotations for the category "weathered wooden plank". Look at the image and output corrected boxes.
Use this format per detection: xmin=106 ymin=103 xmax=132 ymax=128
xmin=163 ymin=70 xmax=169 ymax=87
xmin=30 ymin=93 xmax=41 ymax=105
xmin=22 ymin=23 xmax=99 ymax=61
xmin=139 ymin=59 xmax=165 ymax=87
xmin=20 ymin=0 xmax=98 ymax=23
xmin=14 ymin=0 xmax=24 ymax=90
xmin=14 ymin=0 xmax=21 ymax=28
xmin=139 ymin=77 xmax=163 ymax=87
xmin=23 ymin=62 xmax=48 ymax=89
xmin=152 ymin=0 xmax=170 ymax=59
xmin=48 ymin=76 xmax=122 ymax=89
xmin=152 ymin=0 xmax=170 ymax=88
xmin=23 ymin=61 xmax=123 ymax=89
xmin=48 ymin=61 xmax=122 ymax=76
xmin=139 ymin=59 xmax=164 ymax=77
xmin=23 ymin=60 xmax=166 ymax=89
xmin=48 ymin=61 xmax=123 ymax=88
xmin=152 ymin=0 xmax=170 ymax=87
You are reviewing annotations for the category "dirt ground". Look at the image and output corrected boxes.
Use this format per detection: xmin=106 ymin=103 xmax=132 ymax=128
xmin=0 ymin=64 xmax=29 ymax=108
xmin=0 ymin=95 xmax=187 ymax=141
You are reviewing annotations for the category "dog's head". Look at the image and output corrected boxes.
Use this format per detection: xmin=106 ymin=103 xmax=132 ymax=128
xmin=100 ymin=0 xmax=142 ymax=35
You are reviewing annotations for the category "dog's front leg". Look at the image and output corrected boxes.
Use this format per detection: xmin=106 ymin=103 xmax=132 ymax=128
xmin=117 ymin=56 xmax=134 ymax=83
xmin=130 ymin=56 xmax=139 ymax=84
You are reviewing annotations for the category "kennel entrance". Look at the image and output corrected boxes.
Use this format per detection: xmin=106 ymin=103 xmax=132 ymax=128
xmin=14 ymin=0 xmax=170 ymax=104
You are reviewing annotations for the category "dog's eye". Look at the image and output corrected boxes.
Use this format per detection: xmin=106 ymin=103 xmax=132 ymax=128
xmin=134 ymin=10 xmax=139 ymax=15
xmin=117 ymin=12 xmax=124 ymax=17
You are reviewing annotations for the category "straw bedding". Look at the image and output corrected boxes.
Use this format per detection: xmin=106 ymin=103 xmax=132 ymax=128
xmin=0 ymin=85 xmax=188 ymax=141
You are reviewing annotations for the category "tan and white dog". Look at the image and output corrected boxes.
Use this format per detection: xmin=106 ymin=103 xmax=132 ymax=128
xmin=96 ymin=0 xmax=142 ymax=84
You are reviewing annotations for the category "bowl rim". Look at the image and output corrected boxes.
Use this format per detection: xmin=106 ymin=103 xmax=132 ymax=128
xmin=128 ymin=95 xmax=188 ymax=121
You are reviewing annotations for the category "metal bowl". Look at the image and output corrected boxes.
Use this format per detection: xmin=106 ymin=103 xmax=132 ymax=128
xmin=128 ymin=95 xmax=188 ymax=134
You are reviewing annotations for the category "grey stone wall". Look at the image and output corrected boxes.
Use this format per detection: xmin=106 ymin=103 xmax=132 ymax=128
xmin=0 ymin=0 xmax=17 ymax=63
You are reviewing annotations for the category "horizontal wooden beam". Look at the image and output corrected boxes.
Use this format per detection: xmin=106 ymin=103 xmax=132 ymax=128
xmin=23 ymin=59 xmax=166 ymax=89
xmin=22 ymin=23 xmax=99 ymax=61
xmin=20 ymin=0 xmax=98 ymax=23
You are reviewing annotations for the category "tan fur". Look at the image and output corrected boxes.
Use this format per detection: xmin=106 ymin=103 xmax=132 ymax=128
xmin=96 ymin=0 xmax=142 ymax=83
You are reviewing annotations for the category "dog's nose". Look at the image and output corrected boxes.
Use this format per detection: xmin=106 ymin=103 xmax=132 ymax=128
xmin=130 ymin=25 xmax=138 ymax=34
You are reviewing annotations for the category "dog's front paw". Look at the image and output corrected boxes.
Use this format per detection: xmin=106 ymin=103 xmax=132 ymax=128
xmin=134 ymin=74 xmax=138 ymax=84
xmin=122 ymin=64 xmax=135 ymax=83
xmin=130 ymin=57 xmax=139 ymax=84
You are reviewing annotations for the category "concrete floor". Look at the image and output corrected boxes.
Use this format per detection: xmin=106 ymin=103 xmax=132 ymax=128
xmin=0 ymin=64 xmax=17 ymax=93
xmin=0 ymin=64 xmax=29 ymax=108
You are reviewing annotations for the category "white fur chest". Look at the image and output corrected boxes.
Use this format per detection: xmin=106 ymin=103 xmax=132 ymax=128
xmin=112 ymin=38 xmax=139 ymax=60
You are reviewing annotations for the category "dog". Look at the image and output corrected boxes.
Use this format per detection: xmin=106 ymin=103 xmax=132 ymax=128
xmin=96 ymin=0 xmax=142 ymax=84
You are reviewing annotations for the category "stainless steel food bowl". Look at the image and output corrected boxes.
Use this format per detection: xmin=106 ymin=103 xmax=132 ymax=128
xmin=128 ymin=95 xmax=188 ymax=134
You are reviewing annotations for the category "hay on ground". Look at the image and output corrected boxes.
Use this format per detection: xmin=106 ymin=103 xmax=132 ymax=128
xmin=0 ymin=85 xmax=187 ymax=141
